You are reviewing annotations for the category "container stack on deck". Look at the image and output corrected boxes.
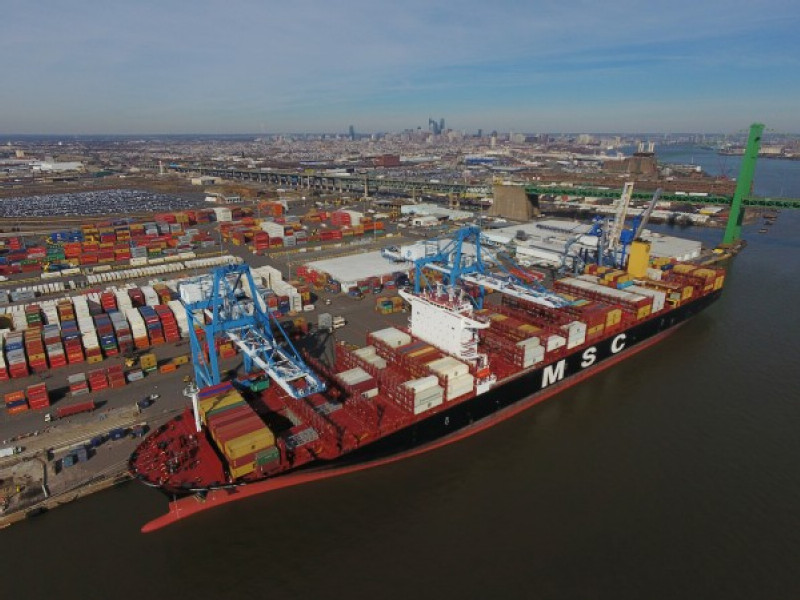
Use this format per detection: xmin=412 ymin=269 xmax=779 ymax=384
xmin=198 ymin=384 xmax=280 ymax=479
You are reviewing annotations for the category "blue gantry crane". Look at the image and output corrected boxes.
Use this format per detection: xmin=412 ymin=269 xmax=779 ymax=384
xmin=182 ymin=263 xmax=325 ymax=398
xmin=401 ymin=225 xmax=570 ymax=310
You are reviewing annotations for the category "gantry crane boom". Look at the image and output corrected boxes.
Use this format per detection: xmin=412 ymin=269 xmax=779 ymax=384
xmin=181 ymin=263 xmax=325 ymax=398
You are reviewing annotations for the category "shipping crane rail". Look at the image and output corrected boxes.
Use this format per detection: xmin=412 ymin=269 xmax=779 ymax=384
xmin=459 ymin=272 xmax=571 ymax=309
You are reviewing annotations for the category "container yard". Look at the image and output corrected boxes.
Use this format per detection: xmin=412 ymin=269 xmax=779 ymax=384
xmin=0 ymin=191 xmax=425 ymax=524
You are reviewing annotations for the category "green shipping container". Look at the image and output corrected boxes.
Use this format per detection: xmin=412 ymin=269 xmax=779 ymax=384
xmin=250 ymin=379 xmax=270 ymax=392
xmin=205 ymin=399 xmax=248 ymax=421
xmin=256 ymin=446 xmax=280 ymax=465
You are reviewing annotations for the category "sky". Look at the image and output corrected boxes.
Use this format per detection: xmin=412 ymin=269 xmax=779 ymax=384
xmin=1 ymin=0 xmax=799 ymax=135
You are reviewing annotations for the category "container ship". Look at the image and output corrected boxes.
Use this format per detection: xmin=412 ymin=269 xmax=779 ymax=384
xmin=129 ymin=233 xmax=726 ymax=531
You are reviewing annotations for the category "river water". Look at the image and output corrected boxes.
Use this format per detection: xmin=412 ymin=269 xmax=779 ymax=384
xmin=3 ymin=148 xmax=800 ymax=600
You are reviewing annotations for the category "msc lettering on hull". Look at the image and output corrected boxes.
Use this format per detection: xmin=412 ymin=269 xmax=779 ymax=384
xmin=541 ymin=333 xmax=628 ymax=390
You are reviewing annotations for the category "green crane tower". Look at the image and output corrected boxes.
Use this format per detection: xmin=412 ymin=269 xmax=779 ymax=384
xmin=722 ymin=123 xmax=764 ymax=245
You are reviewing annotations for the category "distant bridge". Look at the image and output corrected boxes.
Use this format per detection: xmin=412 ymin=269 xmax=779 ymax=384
xmin=522 ymin=184 xmax=800 ymax=209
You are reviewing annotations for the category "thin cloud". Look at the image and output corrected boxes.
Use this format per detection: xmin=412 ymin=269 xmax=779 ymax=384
xmin=1 ymin=0 xmax=798 ymax=132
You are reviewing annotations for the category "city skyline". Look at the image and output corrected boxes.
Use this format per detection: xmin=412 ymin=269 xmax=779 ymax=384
xmin=2 ymin=1 xmax=799 ymax=135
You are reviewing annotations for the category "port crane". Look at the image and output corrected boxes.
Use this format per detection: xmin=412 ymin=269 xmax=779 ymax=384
xmin=397 ymin=225 xmax=571 ymax=310
xmin=560 ymin=186 xmax=663 ymax=272
xmin=181 ymin=263 xmax=326 ymax=399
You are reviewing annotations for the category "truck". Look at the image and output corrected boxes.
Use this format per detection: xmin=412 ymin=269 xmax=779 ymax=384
xmin=44 ymin=400 xmax=97 ymax=422
xmin=332 ymin=315 xmax=346 ymax=330
xmin=136 ymin=394 xmax=159 ymax=411
xmin=0 ymin=446 xmax=23 ymax=458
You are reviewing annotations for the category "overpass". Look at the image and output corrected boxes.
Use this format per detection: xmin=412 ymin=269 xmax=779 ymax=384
xmin=167 ymin=164 xmax=490 ymax=197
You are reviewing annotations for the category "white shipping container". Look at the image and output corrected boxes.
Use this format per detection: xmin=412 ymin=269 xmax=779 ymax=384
xmin=124 ymin=307 xmax=146 ymax=333
xmin=370 ymin=327 xmax=411 ymax=348
xmin=516 ymin=336 xmax=541 ymax=348
xmin=167 ymin=300 xmax=190 ymax=337
xmin=426 ymin=356 xmax=470 ymax=379
xmin=561 ymin=320 xmax=587 ymax=338
xmin=115 ymin=290 xmax=134 ymax=311
xmin=545 ymin=334 xmax=566 ymax=352
xmin=446 ymin=373 xmax=475 ymax=400
xmin=404 ymin=375 xmax=440 ymax=395
xmin=414 ymin=385 xmax=444 ymax=404
xmin=627 ymin=285 xmax=666 ymax=313
xmin=337 ymin=367 xmax=373 ymax=386
xmin=353 ymin=346 xmax=377 ymax=360
xmin=140 ymin=286 xmax=160 ymax=306
xmin=566 ymin=276 xmax=650 ymax=304
xmin=413 ymin=394 xmax=444 ymax=415
xmin=343 ymin=210 xmax=363 ymax=226
xmin=82 ymin=330 xmax=100 ymax=350
xmin=363 ymin=355 xmax=387 ymax=369
xmin=77 ymin=317 xmax=95 ymax=334
xmin=522 ymin=345 xmax=545 ymax=368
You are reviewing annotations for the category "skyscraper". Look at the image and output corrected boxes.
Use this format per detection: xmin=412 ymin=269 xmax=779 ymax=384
xmin=348 ymin=125 xmax=355 ymax=141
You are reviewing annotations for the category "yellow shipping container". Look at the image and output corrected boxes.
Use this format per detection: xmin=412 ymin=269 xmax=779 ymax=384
xmin=489 ymin=313 xmax=507 ymax=322
xmin=588 ymin=324 xmax=604 ymax=336
xmin=693 ymin=268 xmax=716 ymax=280
xmin=409 ymin=346 xmax=436 ymax=358
xmin=139 ymin=352 xmax=157 ymax=370
xmin=199 ymin=389 xmax=244 ymax=420
xmin=87 ymin=354 xmax=104 ymax=364
xmin=230 ymin=462 xmax=256 ymax=479
xmin=672 ymin=264 xmax=696 ymax=275
xmin=681 ymin=286 xmax=694 ymax=300
xmin=172 ymin=354 xmax=190 ymax=365
xmin=636 ymin=305 xmax=651 ymax=320
xmin=606 ymin=309 xmax=622 ymax=327
xmin=518 ymin=324 xmax=540 ymax=334
xmin=713 ymin=275 xmax=725 ymax=290
xmin=224 ymin=428 xmax=275 ymax=460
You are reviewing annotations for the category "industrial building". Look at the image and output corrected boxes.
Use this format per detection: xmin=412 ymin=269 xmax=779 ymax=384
xmin=305 ymin=251 xmax=413 ymax=293
xmin=482 ymin=219 xmax=702 ymax=265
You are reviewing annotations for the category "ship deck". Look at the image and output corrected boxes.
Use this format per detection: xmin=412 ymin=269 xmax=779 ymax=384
xmin=130 ymin=265 xmax=725 ymax=493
